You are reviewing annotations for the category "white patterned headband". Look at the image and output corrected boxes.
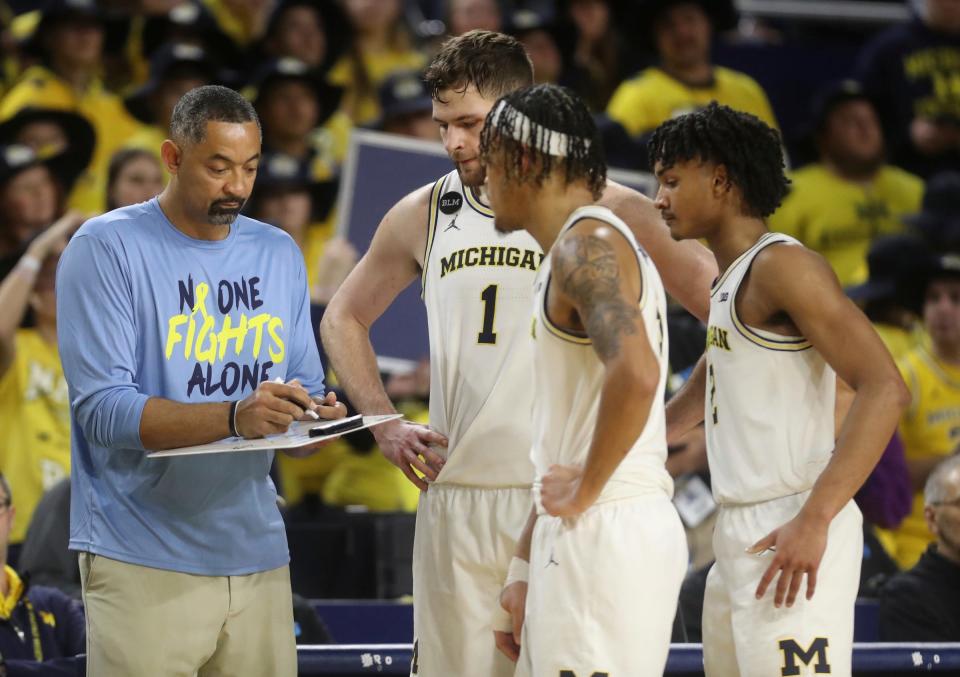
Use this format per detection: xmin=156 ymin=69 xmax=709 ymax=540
xmin=487 ymin=100 xmax=592 ymax=158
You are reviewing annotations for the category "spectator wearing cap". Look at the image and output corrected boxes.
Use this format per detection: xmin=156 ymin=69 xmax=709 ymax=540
xmin=0 ymin=474 xmax=86 ymax=675
xmin=446 ymin=0 xmax=503 ymax=36
xmin=0 ymin=144 xmax=86 ymax=280
xmin=375 ymin=70 xmax=437 ymax=141
xmin=847 ymin=235 xmax=930 ymax=361
xmin=606 ymin=0 xmax=777 ymax=146
xmin=0 ymin=0 xmax=140 ymax=213
xmin=0 ymin=109 xmax=94 ymax=173
xmin=125 ymin=2 xmax=242 ymax=88
xmin=260 ymin=0 xmax=349 ymax=73
xmin=249 ymin=57 xmax=350 ymax=184
xmin=892 ymin=251 xmax=960 ymax=569
xmin=770 ymin=81 xmax=924 ymax=287
xmin=0 ymin=208 xmax=83 ymax=562
xmin=201 ymin=0 xmax=276 ymax=49
xmin=880 ymin=454 xmax=960 ymax=640
xmin=244 ymin=150 xmax=349 ymax=307
xmin=856 ymin=0 xmax=960 ymax=178
xmin=326 ymin=0 xmax=426 ymax=126
xmin=122 ymin=43 xmax=220 ymax=171
xmin=508 ymin=9 xmax=562 ymax=85
xmin=907 ymin=171 xmax=960 ymax=252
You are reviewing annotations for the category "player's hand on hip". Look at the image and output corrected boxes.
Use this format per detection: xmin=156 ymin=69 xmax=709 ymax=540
xmin=374 ymin=420 xmax=447 ymax=491
xmin=747 ymin=511 xmax=829 ymax=608
xmin=541 ymin=464 xmax=591 ymax=517
xmin=495 ymin=580 xmax=527 ymax=662
xmin=235 ymin=379 xmax=315 ymax=438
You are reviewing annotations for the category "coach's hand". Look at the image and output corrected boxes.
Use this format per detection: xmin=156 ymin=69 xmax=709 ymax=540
xmin=748 ymin=510 xmax=829 ymax=608
xmin=374 ymin=420 xmax=447 ymax=491
xmin=495 ymin=580 xmax=527 ymax=662
xmin=541 ymin=464 xmax=592 ymax=517
xmin=235 ymin=379 xmax=317 ymax=438
xmin=283 ymin=390 xmax=349 ymax=458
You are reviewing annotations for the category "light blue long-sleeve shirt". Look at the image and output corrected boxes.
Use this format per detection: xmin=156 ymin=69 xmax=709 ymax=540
xmin=56 ymin=198 xmax=325 ymax=575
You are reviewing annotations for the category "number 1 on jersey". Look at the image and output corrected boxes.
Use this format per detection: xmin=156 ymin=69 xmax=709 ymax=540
xmin=478 ymin=284 xmax=498 ymax=344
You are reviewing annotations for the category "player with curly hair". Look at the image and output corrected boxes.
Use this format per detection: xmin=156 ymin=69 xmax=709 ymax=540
xmin=654 ymin=102 xmax=910 ymax=677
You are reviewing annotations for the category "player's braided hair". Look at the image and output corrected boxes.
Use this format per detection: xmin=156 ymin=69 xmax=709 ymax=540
xmin=479 ymin=84 xmax=606 ymax=200
xmin=647 ymin=102 xmax=790 ymax=218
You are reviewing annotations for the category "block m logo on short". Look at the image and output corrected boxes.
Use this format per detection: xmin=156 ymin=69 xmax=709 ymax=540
xmin=779 ymin=637 xmax=831 ymax=675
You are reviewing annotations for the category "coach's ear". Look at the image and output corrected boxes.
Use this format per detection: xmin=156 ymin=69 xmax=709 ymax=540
xmin=160 ymin=139 xmax=182 ymax=175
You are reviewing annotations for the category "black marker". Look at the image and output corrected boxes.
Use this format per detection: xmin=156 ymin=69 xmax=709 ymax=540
xmin=309 ymin=414 xmax=364 ymax=437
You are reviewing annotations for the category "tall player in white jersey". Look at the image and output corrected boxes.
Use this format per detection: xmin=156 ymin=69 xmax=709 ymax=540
xmin=652 ymin=103 xmax=910 ymax=677
xmin=484 ymin=84 xmax=687 ymax=676
xmin=321 ymin=32 xmax=716 ymax=677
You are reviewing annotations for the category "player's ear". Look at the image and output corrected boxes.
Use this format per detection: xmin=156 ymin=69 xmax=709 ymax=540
xmin=712 ymin=164 xmax=731 ymax=195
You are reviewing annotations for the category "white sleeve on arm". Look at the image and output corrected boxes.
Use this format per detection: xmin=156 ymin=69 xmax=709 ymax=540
xmin=56 ymin=234 xmax=150 ymax=450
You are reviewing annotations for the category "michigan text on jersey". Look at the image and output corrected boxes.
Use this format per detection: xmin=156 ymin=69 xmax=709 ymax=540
xmin=440 ymin=246 xmax=544 ymax=278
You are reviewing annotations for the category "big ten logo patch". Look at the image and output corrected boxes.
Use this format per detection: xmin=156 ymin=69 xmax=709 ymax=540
xmin=779 ymin=637 xmax=831 ymax=675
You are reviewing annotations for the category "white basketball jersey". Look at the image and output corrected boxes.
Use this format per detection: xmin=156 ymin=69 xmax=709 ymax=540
xmin=531 ymin=205 xmax=674 ymax=505
xmin=705 ymin=232 xmax=836 ymax=505
xmin=421 ymin=170 xmax=543 ymax=487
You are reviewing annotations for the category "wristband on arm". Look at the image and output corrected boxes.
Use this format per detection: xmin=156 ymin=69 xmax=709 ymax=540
xmin=505 ymin=556 xmax=529 ymax=586
xmin=229 ymin=400 xmax=240 ymax=437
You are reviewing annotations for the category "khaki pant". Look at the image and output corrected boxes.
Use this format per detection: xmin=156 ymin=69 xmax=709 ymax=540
xmin=79 ymin=552 xmax=296 ymax=677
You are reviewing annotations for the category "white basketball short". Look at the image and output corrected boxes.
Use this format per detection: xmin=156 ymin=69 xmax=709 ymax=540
xmin=515 ymin=493 xmax=688 ymax=677
xmin=703 ymin=492 xmax=862 ymax=677
xmin=410 ymin=483 xmax=531 ymax=677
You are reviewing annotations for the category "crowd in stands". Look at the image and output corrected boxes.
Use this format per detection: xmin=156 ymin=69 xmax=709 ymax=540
xmin=0 ymin=0 xmax=957 ymax=668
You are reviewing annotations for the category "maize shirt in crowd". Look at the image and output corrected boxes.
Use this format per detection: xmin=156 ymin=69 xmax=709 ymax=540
xmin=893 ymin=347 xmax=960 ymax=569
xmin=769 ymin=163 xmax=924 ymax=287
xmin=0 ymin=329 xmax=69 ymax=544
xmin=605 ymin=65 xmax=778 ymax=139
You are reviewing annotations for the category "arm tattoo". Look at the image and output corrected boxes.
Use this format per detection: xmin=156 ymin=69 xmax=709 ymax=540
xmin=553 ymin=232 xmax=640 ymax=361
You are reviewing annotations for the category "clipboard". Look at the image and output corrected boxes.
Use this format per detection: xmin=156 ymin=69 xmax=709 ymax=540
xmin=147 ymin=414 xmax=403 ymax=458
